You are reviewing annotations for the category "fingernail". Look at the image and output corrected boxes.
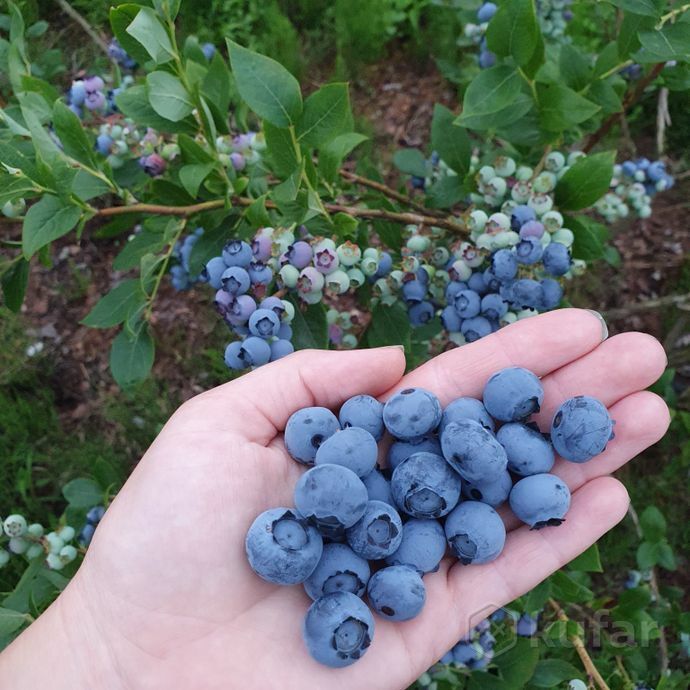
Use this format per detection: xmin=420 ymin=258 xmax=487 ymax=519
xmin=385 ymin=344 xmax=406 ymax=351
xmin=586 ymin=309 xmax=608 ymax=341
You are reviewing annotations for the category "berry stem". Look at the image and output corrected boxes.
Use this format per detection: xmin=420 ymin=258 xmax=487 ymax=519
xmin=583 ymin=62 xmax=666 ymax=153
xmin=548 ymin=598 xmax=611 ymax=690
xmin=338 ymin=170 xmax=447 ymax=218
xmin=94 ymin=198 xmax=469 ymax=233
xmin=53 ymin=0 xmax=113 ymax=60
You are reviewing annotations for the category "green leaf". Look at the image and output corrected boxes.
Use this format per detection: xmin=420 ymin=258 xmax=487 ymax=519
xmin=588 ymin=79 xmax=623 ymax=115
xmin=264 ymin=122 xmax=301 ymax=178
xmin=116 ymin=86 xmax=198 ymax=134
xmin=125 ymin=7 xmax=174 ymax=64
xmin=365 ymin=301 xmax=411 ymax=350
xmin=568 ymin=544 xmax=603 ymax=572
xmin=537 ymin=83 xmax=600 ymax=132
xmin=109 ymin=4 xmax=153 ymax=66
xmin=637 ymin=23 xmax=690 ymax=62
xmin=640 ymin=505 xmax=667 ymax=542
xmin=611 ymin=0 xmax=665 ymax=18
xmin=22 ymin=195 xmax=81 ymax=258
xmin=0 ymin=608 xmax=29 ymax=637
xmin=550 ymin=569 xmax=594 ymax=603
xmin=493 ymin=637 xmax=540 ymax=688
xmin=81 ymin=279 xmax=146 ymax=328
xmin=426 ymin=175 xmax=465 ymax=209
xmin=227 ymin=40 xmax=302 ymax=127
xmin=616 ymin=586 xmax=652 ymax=613
xmin=468 ymin=673 xmax=511 ymax=690
xmin=486 ymin=0 xmax=541 ymax=67
xmin=146 ymin=71 xmax=194 ymax=122
xmin=319 ymin=132 xmax=368 ymax=184
xmin=431 ymin=104 xmax=470 ymax=176
xmin=62 ymin=478 xmax=103 ymax=508
xmin=71 ymin=169 xmax=112 ymax=202
xmin=656 ymin=542 xmax=676 ymax=570
xmin=457 ymin=67 xmax=523 ymax=129
xmin=393 ymin=148 xmax=427 ymax=177
xmin=559 ymin=44 xmax=592 ymax=92
xmin=524 ymin=578 xmax=552 ymax=614
xmin=594 ymin=42 xmax=622 ymax=77
xmin=555 ymin=151 xmax=616 ymax=210
xmin=287 ymin=296 xmax=328 ymax=349
xmin=202 ymin=52 xmax=232 ymax=115
xmin=566 ymin=215 xmax=607 ymax=262
xmin=530 ymin=659 xmax=584 ymax=687
xmin=113 ymin=233 xmax=167 ymax=272
xmin=618 ymin=12 xmax=655 ymax=58
xmin=1 ymin=258 xmax=29 ymax=312
xmin=296 ymin=83 xmax=353 ymax=148
xmin=110 ymin=324 xmax=155 ymax=388
xmin=179 ymin=163 xmax=214 ymax=197
xmin=636 ymin=541 xmax=660 ymax=569
xmin=52 ymin=100 xmax=96 ymax=167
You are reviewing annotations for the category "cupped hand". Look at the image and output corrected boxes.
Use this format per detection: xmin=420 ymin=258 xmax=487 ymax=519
xmin=0 ymin=309 xmax=670 ymax=690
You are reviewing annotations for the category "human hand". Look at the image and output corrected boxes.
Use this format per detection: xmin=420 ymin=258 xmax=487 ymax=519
xmin=0 ymin=309 xmax=669 ymax=690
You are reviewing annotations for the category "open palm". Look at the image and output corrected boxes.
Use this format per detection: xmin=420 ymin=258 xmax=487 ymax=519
xmin=2 ymin=309 xmax=670 ymax=690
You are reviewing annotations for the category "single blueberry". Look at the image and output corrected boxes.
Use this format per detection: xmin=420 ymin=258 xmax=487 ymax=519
xmin=497 ymin=423 xmax=555 ymax=476
xmin=315 ymin=427 xmax=378 ymax=478
xmin=483 ymin=366 xmax=544 ymax=422
xmin=444 ymin=501 xmax=506 ymax=565
xmin=550 ymin=396 xmax=614 ymax=463
xmin=385 ymin=518 xmax=447 ymax=574
xmin=285 ymin=407 xmax=340 ymax=465
xmin=383 ymin=388 xmax=442 ymax=441
xmin=509 ymin=473 xmax=571 ymax=529
xmin=440 ymin=419 xmax=507 ymax=482
xmin=367 ymin=565 xmax=426 ymax=621
xmin=346 ymin=500 xmax=403 ymax=560
xmin=304 ymin=543 xmax=371 ymax=600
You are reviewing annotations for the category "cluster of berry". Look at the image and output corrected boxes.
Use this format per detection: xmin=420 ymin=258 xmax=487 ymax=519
xmin=0 ymin=514 xmax=79 ymax=571
xmin=327 ymin=308 xmax=360 ymax=349
xmin=107 ymin=38 xmax=137 ymax=71
xmin=243 ymin=366 xmax=614 ymax=667
xmin=67 ymin=74 xmax=133 ymax=119
xmin=77 ymin=506 xmax=106 ymax=547
xmin=536 ymin=0 xmax=574 ymax=41
xmin=463 ymin=2 xmax=498 ymax=69
xmin=170 ymin=228 xmax=206 ymax=291
xmin=216 ymin=131 xmax=265 ymax=172
xmin=596 ymin=158 xmax=675 ymax=222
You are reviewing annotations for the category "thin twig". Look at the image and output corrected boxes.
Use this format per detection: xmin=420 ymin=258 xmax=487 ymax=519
xmin=626 ymin=505 xmax=670 ymax=675
xmin=548 ymin=599 xmax=611 ymax=690
xmin=656 ymin=87 xmax=670 ymax=157
xmin=603 ymin=292 xmax=690 ymax=320
xmin=94 ymin=197 xmax=469 ymax=234
xmin=338 ymin=169 xmax=446 ymax=217
xmin=583 ymin=63 xmax=666 ymax=153
xmin=53 ymin=0 xmax=112 ymax=57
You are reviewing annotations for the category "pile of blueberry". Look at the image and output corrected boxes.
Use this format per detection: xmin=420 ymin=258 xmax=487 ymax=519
xmin=596 ymin=158 xmax=675 ymax=222
xmin=0 ymin=514 xmax=79 ymax=571
xmin=77 ymin=505 xmax=106 ymax=547
xmin=66 ymin=74 xmax=133 ymax=120
xmin=536 ymin=0 xmax=574 ymax=41
xmin=243 ymin=366 xmax=615 ymax=667
xmin=170 ymin=228 xmax=206 ymax=291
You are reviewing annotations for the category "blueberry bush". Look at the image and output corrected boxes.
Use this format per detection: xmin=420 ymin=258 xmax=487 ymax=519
xmin=1 ymin=0 xmax=689 ymax=687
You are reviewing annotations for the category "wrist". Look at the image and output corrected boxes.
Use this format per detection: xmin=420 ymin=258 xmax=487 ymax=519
xmin=0 ymin=571 xmax=122 ymax=690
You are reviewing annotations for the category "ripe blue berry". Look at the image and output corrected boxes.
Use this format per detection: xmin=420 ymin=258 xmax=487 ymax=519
xmin=480 ymin=293 xmax=508 ymax=321
xmin=315 ymin=427 xmax=378 ymax=478
xmin=294 ymin=465 xmax=368 ymax=534
xmin=551 ymin=396 xmax=614 ymax=463
xmin=385 ymin=518 xmax=446 ymax=574
xmin=222 ymin=240 xmax=253 ymax=267
xmin=440 ymin=419 xmax=508 ymax=482
xmin=367 ymin=565 xmax=426 ymax=621
xmin=483 ymin=367 xmax=544 ymax=421
xmin=490 ymin=249 xmax=518 ymax=282
xmin=461 ymin=316 xmax=493 ymax=342
xmin=391 ymin=451 xmax=461 ymax=518
xmin=362 ymin=468 xmax=394 ymax=505
xmin=224 ymin=341 xmax=245 ymax=369
xmin=339 ymin=394 xmax=385 ymax=441
xmin=539 ymin=278 xmax=563 ymax=310
xmin=239 ymin=336 xmax=271 ymax=366
xmin=440 ymin=397 xmax=494 ymax=434
xmin=497 ymin=423 xmax=555 ymax=475
xmin=304 ymin=543 xmax=371 ymax=600
xmin=383 ymin=387 xmax=442 ymax=440
xmin=454 ymin=289 xmax=481 ymax=318
xmin=285 ymin=407 xmax=340 ymax=465
xmin=462 ymin=470 xmax=513 ymax=508
xmin=509 ymin=473 xmax=571 ymax=528
xmin=516 ymin=612 xmax=539 ymax=636
xmin=387 ymin=436 xmax=442 ymax=470
xmin=204 ymin=256 xmax=227 ymax=289
xmin=245 ymin=508 xmax=323 ymax=584
xmin=444 ymin=501 xmax=506 ymax=565
xmin=270 ymin=339 xmax=294 ymax=361
xmin=221 ymin=266 xmax=251 ymax=295
xmin=248 ymin=308 xmax=281 ymax=338
xmin=346 ymin=500 xmax=403 ymax=560
xmin=303 ymin=591 xmax=374 ymax=667
xmin=510 ymin=204 xmax=536 ymax=230
xmin=542 ymin=242 xmax=571 ymax=276
xmin=515 ymin=237 xmax=543 ymax=265
xmin=408 ymin=300 xmax=435 ymax=326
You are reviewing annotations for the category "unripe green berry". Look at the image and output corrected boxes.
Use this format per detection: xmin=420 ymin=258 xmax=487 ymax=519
xmin=302 ymin=290 xmax=323 ymax=305
xmin=325 ymin=270 xmax=350 ymax=295
xmin=478 ymin=166 xmax=495 ymax=184
xmin=46 ymin=553 xmax=64 ymax=570
xmin=406 ymin=234 xmax=430 ymax=253
xmin=545 ymin=151 xmax=565 ymax=172
xmin=280 ymin=299 xmax=295 ymax=323
xmin=0 ymin=551 xmax=9 ymax=568
xmin=279 ymin=264 xmax=299 ymax=288
xmin=432 ymin=246 xmax=450 ymax=266
xmin=2 ymin=198 xmax=26 ymax=218
xmin=552 ymin=228 xmax=574 ymax=247
xmin=401 ymin=255 xmax=420 ymax=273
xmin=388 ymin=270 xmax=405 ymax=289
xmin=494 ymin=156 xmax=516 ymax=177
xmin=26 ymin=543 xmax=44 ymax=560
xmin=58 ymin=526 xmax=75 ymax=542
xmin=515 ymin=165 xmax=533 ymax=181
xmin=336 ymin=242 xmax=362 ymax=267
xmin=4 ymin=514 xmax=27 ymax=538
xmin=326 ymin=308 xmax=339 ymax=325
xmin=468 ymin=210 xmax=488 ymax=233
xmin=9 ymin=537 xmax=28 ymax=554
xmin=346 ymin=268 xmax=365 ymax=288
xmin=373 ymin=278 xmax=391 ymax=297
xmin=342 ymin=334 xmax=358 ymax=349
xmin=27 ymin=523 xmax=44 ymax=538
xmin=541 ymin=210 xmax=563 ymax=233
xmin=45 ymin=532 xmax=64 ymax=554
xmin=360 ymin=257 xmax=379 ymax=276
xmin=59 ymin=545 xmax=78 ymax=563
xmin=362 ymin=247 xmax=379 ymax=260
